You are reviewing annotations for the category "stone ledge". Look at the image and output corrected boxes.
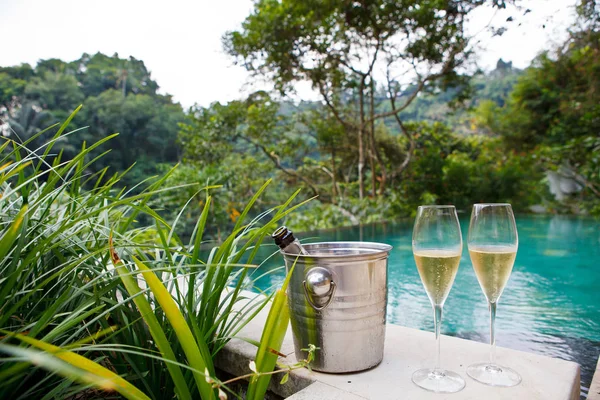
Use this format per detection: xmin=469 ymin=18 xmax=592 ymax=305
xmin=588 ymin=357 xmax=600 ymax=400
xmin=286 ymin=382 xmax=367 ymax=399
xmin=215 ymin=292 xmax=581 ymax=399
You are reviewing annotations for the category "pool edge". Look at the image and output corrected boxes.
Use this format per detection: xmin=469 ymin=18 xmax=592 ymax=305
xmin=588 ymin=357 xmax=600 ymax=400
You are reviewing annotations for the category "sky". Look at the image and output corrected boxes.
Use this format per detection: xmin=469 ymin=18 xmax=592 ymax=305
xmin=0 ymin=0 xmax=579 ymax=108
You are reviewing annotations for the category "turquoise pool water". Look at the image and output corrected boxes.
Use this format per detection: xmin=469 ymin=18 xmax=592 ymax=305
xmin=250 ymin=215 xmax=600 ymax=398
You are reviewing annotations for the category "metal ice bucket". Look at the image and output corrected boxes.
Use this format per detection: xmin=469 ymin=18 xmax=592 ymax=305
xmin=282 ymin=241 xmax=392 ymax=373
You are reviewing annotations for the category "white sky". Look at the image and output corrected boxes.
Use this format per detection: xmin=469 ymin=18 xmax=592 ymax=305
xmin=0 ymin=0 xmax=579 ymax=108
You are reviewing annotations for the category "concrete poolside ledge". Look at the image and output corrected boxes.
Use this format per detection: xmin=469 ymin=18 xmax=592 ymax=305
xmin=589 ymin=358 xmax=600 ymax=400
xmin=215 ymin=294 xmax=581 ymax=400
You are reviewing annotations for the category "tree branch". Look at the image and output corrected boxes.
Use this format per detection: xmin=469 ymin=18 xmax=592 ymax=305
xmin=368 ymin=44 xmax=463 ymax=124
xmin=238 ymin=135 xmax=320 ymax=198
xmin=317 ymin=81 xmax=355 ymax=129
xmin=558 ymin=164 xmax=600 ymax=200
xmin=319 ymin=164 xmax=341 ymax=196
xmin=333 ymin=203 xmax=360 ymax=225
xmin=386 ymin=68 xmax=416 ymax=179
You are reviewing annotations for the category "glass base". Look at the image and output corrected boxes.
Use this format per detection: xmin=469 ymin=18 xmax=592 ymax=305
xmin=412 ymin=368 xmax=466 ymax=393
xmin=467 ymin=362 xmax=522 ymax=387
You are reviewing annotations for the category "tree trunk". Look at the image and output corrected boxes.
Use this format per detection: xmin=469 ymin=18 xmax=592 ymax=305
xmin=331 ymin=146 xmax=338 ymax=204
xmin=358 ymin=79 xmax=365 ymax=200
xmin=358 ymin=128 xmax=365 ymax=200
xmin=389 ymin=117 xmax=415 ymax=180
xmin=387 ymin=79 xmax=415 ymax=184
xmin=369 ymin=146 xmax=376 ymax=197
xmin=370 ymin=78 xmax=387 ymax=196
xmin=369 ymin=80 xmax=377 ymax=197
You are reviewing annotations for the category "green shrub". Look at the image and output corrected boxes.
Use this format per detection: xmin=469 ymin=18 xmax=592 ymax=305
xmin=0 ymin=108 xmax=308 ymax=399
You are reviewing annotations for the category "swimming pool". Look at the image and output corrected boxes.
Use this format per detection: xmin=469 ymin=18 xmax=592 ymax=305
xmin=250 ymin=215 xmax=600 ymax=398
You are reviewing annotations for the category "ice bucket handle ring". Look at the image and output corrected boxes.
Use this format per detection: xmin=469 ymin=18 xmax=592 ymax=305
xmin=303 ymin=267 xmax=336 ymax=311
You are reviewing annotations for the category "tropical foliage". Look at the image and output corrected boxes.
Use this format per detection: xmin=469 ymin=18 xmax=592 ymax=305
xmin=2 ymin=2 xmax=598 ymax=233
xmin=0 ymin=109 xmax=305 ymax=399
xmin=0 ymin=53 xmax=184 ymax=187
xmin=1 ymin=1 xmax=599 ymax=399
xmin=474 ymin=2 xmax=600 ymax=213
xmin=224 ymin=0 xmax=519 ymax=199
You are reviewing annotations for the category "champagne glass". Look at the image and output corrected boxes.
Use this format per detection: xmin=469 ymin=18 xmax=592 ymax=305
xmin=467 ymin=203 xmax=521 ymax=387
xmin=412 ymin=205 xmax=465 ymax=393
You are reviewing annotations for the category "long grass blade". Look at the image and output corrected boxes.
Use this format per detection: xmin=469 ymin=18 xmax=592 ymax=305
xmin=2 ymin=335 xmax=150 ymax=400
xmin=132 ymin=256 xmax=215 ymax=400
xmin=34 ymin=105 xmax=82 ymax=174
xmin=0 ymin=161 xmax=31 ymax=186
xmin=0 ymin=344 xmax=112 ymax=398
xmin=246 ymin=261 xmax=295 ymax=400
xmin=110 ymin=237 xmax=193 ymax=400
xmin=0 ymin=205 xmax=28 ymax=262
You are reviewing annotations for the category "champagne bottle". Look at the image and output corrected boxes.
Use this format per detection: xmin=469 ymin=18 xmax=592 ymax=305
xmin=272 ymin=226 xmax=309 ymax=255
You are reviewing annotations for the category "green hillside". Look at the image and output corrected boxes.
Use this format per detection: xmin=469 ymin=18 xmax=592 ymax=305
xmin=394 ymin=59 xmax=523 ymax=135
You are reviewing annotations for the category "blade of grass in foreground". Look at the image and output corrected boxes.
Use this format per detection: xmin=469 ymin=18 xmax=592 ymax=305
xmin=188 ymin=195 xmax=211 ymax=330
xmin=132 ymin=256 xmax=215 ymax=400
xmin=246 ymin=261 xmax=295 ymax=400
xmin=2 ymin=335 xmax=150 ymax=400
xmin=109 ymin=237 xmax=193 ymax=400
xmin=0 ymin=205 xmax=28 ymax=262
xmin=0 ymin=161 xmax=31 ymax=186
xmin=0 ymin=344 xmax=114 ymax=396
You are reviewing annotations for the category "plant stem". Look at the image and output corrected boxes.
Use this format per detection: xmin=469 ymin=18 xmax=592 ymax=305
xmin=434 ymin=305 xmax=442 ymax=371
xmin=217 ymin=362 xmax=306 ymax=388
xmin=219 ymin=369 xmax=284 ymax=387
xmin=489 ymin=301 xmax=497 ymax=365
xmin=217 ymin=350 xmax=315 ymax=388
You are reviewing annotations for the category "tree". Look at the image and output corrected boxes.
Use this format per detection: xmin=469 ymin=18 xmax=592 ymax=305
xmin=225 ymin=0 xmax=517 ymax=198
xmin=82 ymin=89 xmax=183 ymax=182
xmin=0 ymin=64 xmax=34 ymax=116
xmin=180 ymin=92 xmax=319 ymax=196
xmin=5 ymin=102 xmax=53 ymax=146
xmin=179 ymin=92 xmax=380 ymax=229
xmin=74 ymin=53 xmax=159 ymax=98
xmin=25 ymin=71 xmax=84 ymax=113
xmin=0 ymin=53 xmax=185 ymax=187
xmin=477 ymin=0 xmax=600 ymax=212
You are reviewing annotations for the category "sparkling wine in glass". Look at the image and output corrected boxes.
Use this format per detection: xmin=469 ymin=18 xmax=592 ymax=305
xmin=412 ymin=205 xmax=465 ymax=393
xmin=467 ymin=203 xmax=521 ymax=387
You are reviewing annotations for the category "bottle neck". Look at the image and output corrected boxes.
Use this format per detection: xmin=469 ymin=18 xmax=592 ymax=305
xmin=272 ymin=226 xmax=309 ymax=255
xmin=281 ymin=239 xmax=309 ymax=255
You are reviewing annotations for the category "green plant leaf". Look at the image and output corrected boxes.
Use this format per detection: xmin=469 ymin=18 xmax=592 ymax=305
xmin=0 ymin=205 xmax=28 ymax=262
xmin=2 ymin=335 xmax=150 ymax=400
xmin=246 ymin=261 xmax=295 ymax=400
xmin=132 ymin=256 xmax=216 ymax=400
xmin=110 ymin=237 xmax=193 ymax=400
xmin=280 ymin=373 xmax=289 ymax=385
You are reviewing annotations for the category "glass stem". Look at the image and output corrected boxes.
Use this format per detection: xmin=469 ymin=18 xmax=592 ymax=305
xmin=489 ymin=301 xmax=497 ymax=365
xmin=434 ymin=304 xmax=442 ymax=371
